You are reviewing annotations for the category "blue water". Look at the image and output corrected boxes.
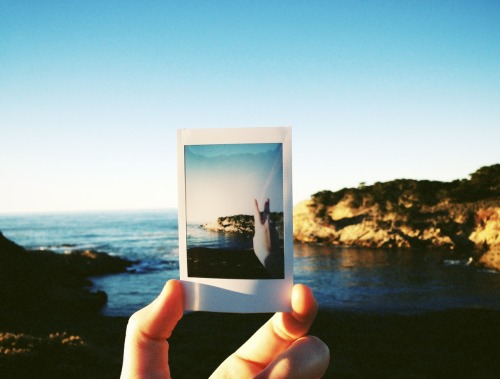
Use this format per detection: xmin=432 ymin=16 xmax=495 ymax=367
xmin=186 ymin=223 xmax=253 ymax=250
xmin=1 ymin=210 xmax=500 ymax=317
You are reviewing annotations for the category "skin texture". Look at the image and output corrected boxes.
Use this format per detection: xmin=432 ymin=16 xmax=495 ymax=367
xmin=121 ymin=280 xmax=330 ymax=378
xmin=253 ymin=198 xmax=284 ymax=278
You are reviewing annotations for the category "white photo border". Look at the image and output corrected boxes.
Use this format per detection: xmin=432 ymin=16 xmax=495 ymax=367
xmin=177 ymin=127 xmax=293 ymax=312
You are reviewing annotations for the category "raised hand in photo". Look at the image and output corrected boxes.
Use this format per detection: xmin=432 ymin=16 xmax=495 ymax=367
xmin=253 ymin=198 xmax=283 ymax=278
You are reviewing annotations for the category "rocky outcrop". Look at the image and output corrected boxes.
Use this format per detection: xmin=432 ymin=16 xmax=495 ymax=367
xmin=293 ymin=164 xmax=500 ymax=270
xmin=470 ymin=208 xmax=500 ymax=271
xmin=203 ymin=215 xmax=255 ymax=235
xmin=294 ymin=200 xmax=498 ymax=248
xmin=0 ymin=231 xmax=133 ymax=313
xmin=469 ymin=208 xmax=500 ymax=247
xmin=202 ymin=213 xmax=284 ymax=240
xmin=478 ymin=246 xmax=500 ymax=271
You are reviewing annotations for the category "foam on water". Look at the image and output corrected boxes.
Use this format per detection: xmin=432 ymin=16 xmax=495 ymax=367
xmin=2 ymin=211 xmax=500 ymax=317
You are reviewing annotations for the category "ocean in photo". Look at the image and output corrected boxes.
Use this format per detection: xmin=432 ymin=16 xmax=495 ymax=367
xmin=1 ymin=210 xmax=500 ymax=317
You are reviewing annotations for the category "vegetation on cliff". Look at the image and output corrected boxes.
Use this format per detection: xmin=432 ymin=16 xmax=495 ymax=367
xmin=294 ymin=164 xmax=500 ymax=270
xmin=311 ymin=164 xmax=499 ymax=213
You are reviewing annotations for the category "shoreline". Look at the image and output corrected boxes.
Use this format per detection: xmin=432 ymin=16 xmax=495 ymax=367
xmin=2 ymin=232 xmax=500 ymax=377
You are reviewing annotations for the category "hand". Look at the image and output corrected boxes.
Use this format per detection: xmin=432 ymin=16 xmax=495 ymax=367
xmin=121 ymin=280 xmax=183 ymax=378
xmin=253 ymin=198 xmax=283 ymax=278
xmin=121 ymin=280 xmax=330 ymax=378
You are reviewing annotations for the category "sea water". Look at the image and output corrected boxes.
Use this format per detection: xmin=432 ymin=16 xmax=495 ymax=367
xmin=1 ymin=210 xmax=500 ymax=317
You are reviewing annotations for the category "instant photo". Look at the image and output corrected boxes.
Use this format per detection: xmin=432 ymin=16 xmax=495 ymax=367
xmin=177 ymin=127 xmax=293 ymax=312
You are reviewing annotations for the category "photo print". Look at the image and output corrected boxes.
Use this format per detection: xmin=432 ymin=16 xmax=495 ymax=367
xmin=185 ymin=142 xmax=284 ymax=279
xmin=177 ymin=127 xmax=293 ymax=312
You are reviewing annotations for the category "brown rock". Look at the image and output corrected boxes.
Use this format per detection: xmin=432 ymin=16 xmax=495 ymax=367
xmin=479 ymin=245 xmax=500 ymax=271
xmin=0 ymin=231 xmax=132 ymax=313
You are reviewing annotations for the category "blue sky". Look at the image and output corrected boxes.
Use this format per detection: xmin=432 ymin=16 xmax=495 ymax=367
xmin=185 ymin=144 xmax=283 ymax=223
xmin=1 ymin=1 xmax=499 ymax=213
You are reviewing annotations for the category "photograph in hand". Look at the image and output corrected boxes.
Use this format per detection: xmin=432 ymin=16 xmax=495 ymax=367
xmin=184 ymin=143 xmax=284 ymax=279
xmin=177 ymin=127 xmax=293 ymax=312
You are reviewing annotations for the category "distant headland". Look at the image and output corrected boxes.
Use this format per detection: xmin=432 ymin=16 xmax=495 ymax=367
xmin=293 ymin=164 xmax=500 ymax=271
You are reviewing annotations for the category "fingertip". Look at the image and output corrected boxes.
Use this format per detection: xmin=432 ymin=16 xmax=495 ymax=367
xmin=254 ymin=199 xmax=261 ymax=217
xmin=304 ymin=335 xmax=330 ymax=366
xmin=254 ymin=336 xmax=330 ymax=379
xmin=160 ymin=279 xmax=178 ymax=298
xmin=288 ymin=336 xmax=331 ymax=378
xmin=291 ymin=284 xmax=318 ymax=321
xmin=163 ymin=279 xmax=184 ymax=311
xmin=164 ymin=278 xmax=182 ymax=291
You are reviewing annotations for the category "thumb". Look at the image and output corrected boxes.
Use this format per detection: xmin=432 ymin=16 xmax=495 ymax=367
xmin=121 ymin=280 xmax=184 ymax=378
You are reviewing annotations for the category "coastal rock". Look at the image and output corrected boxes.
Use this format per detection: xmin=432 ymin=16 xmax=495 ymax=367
xmin=294 ymin=199 xmax=498 ymax=252
xmin=479 ymin=246 xmax=500 ymax=271
xmin=469 ymin=207 xmax=500 ymax=247
xmin=0 ymin=231 xmax=133 ymax=313
xmin=293 ymin=164 xmax=500 ymax=270
xmin=202 ymin=213 xmax=284 ymax=240
xmin=293 ymin=199 xmax=415 ymax=249
xmin=470 ymin=207 xmax=500 ymax=271
xmin=293 ymin=200 xmax=338 ymax=243
xmin=64 ymin=249 xmax=134 ymax=276
xmin=203 ymin=215 xmax=254 ymax=235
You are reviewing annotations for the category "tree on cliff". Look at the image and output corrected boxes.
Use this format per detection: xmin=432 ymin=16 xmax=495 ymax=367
xmin=311 ymin=164 xmax=500 ymax=213
xmin=450 ymin=164 xmax=500 ymax=202
xmin=299 ymin=164 xmax=500 ymax=253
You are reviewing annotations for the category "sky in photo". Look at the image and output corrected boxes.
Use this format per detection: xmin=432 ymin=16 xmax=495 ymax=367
xmin=185 ymin=143 xmax=283 ymax=224
xmin=1 ymin=1 xmax=499 ymax=213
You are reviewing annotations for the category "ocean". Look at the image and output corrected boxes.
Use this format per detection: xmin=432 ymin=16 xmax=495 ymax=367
xmin=1 ymin=210 xmax=500 ymax=317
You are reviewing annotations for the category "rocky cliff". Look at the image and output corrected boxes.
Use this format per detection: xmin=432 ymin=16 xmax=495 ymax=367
xmin=293 ymin=164 xmax=500 ymax=271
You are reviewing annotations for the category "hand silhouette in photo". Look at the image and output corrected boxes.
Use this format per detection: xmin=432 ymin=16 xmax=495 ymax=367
xmin=253 ymin=198 xmax=284 ymax=278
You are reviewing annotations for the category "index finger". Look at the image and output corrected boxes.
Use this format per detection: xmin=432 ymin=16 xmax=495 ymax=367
xmin=237 ymin=284 xmax=318 ymax=369
xmin=236 ymin=284 xmax=317 ymax=364
xmin=254 ymin=199 xmax=262 ymax=224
